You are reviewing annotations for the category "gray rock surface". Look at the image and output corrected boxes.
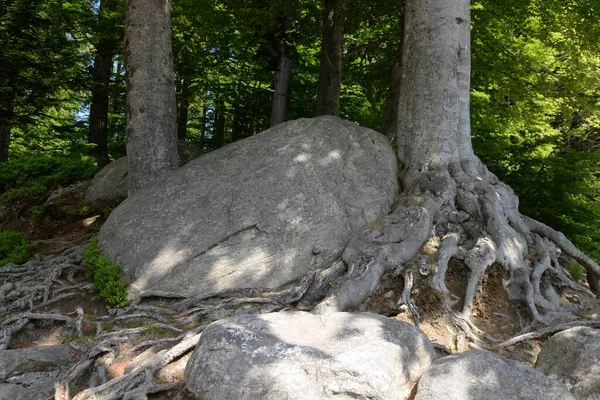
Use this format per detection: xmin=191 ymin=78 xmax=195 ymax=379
xmin=45 ymin=180 xmax=91 ymax=214
xmin=84 ymin=141 xmax=202 ymax=210
xmin=0 ymin=345 xmax=77 ymax=400
xmin=414 ymin=349 xmax=575 ymax=400
xmin=184 ymin=311 xmax=435 ymax=400
xmin=84 ymin=156 xmax=129 ymax=210
xmin=99 ymin=116 xmax=398 ymax=297
xmin=536 ymin=326 xmax=600 ymax=399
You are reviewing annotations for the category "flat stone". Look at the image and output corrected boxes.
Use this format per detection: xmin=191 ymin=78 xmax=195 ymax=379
xmin=0 ymin=345 xmax=77 ymax=400
xmin=0 ymin=345 xmax=75 ymax=380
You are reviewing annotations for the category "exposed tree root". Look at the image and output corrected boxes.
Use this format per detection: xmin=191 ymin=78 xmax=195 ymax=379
xmin=311 ymin=159 xmax=600 ymax=347
xmin=1 ymin=161 xmax=599 ymax=399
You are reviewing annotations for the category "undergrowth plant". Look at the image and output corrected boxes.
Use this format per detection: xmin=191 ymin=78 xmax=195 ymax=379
xmin=82 ymin=236 xmax=129 ymax=308
xmin=0 ymin=230 xmax=31 ymax=267
xmin=0 ymin=154 xmax=97 ymax=205
xmin=565 ymin=258 xmax=586 ymax=282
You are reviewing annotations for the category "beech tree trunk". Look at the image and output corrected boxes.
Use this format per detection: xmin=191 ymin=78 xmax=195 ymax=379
xmin=397 ymin=0 xmax=473 ymax=177
xmin=315 ymin=0 xmax=600 ymax=336
xmin=89 ymin=0 xmax=117 ymax=168
xmin=315 ymin=0 xmax=344 ymax=117
xmin=124 ymin=0 xmax=179 ymax=194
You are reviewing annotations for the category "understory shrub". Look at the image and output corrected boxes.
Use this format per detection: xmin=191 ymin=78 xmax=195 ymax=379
xmin=0 ymin=154 xmax=97 ymax=204
xmin=82 ymin=236 xmax=129 ymax=308
xmin=0 ymin=230 xmax=31 ymax=267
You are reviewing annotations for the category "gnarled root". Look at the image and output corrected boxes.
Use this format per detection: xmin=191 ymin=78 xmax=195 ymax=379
xmin=311 ymin=158 xmax=600 ymax=346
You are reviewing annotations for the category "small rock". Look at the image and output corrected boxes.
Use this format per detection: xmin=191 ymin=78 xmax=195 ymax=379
xmin=0 ymin=345 xmax=77 ymax=400
xmin=536 ymin=326 xmax=600 ymax=399
xmin=414 ymin=349 xmax=574 ymax=400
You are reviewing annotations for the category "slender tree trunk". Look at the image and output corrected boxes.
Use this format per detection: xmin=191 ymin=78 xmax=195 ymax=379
xmin=270 ymin=1 xmax=293 ymax=127
xmin=315 ymin=0 xmax=344 ymax=116
xmin=176 ymin=78 xmax=189 ymax=141
xmin=89 ymin=0 xmax=117 ymax=167
xmin=200 ymin=103 xmax=208 ymax=141
xmin=213 ymin=98 xmax=225 ymax=148
xmin=232 ymin=106 xmax=243 ymax=142
xmin=270 ymin=42 xmax=293 ymax=126
xmin=124 ymin=0 xmax=179 ymax=194
xmin=0 ymin=91 xmax=14 ymax=162
xmin=380 ymin=49 xmax=402 ymax=140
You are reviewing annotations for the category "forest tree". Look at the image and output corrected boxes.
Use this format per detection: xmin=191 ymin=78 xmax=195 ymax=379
xmin=124 ymin=0 xmax=179 ymax=193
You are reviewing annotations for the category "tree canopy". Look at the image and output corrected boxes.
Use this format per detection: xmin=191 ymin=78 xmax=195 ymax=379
xmin=0 ymin=0 xmax=598 ymax=261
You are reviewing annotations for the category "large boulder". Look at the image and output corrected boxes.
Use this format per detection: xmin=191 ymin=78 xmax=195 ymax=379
xmin=99 ymin=117 xmax=398 ymax=297
xmin=184 ymin=311 xmax=435 ymax=399
xmin=414 ymin=350 xmax=574 ymax=400
xmin=84 ymin=141 xmax=202 ymax=210
xmin=535 ymin=326 xmax=600 ymax=399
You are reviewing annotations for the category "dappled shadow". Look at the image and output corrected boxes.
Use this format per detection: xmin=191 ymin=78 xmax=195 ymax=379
xmin=185 ymin=311 xmax=434 ymax=399
xmin=414 ymin=349 xmax=573 ymax=400
xmin=98 ymin=117 xmax=398 ymax=299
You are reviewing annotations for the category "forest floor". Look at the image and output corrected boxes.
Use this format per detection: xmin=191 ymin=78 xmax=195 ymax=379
xmin=1 ymin=185 xmax=600 ymax=399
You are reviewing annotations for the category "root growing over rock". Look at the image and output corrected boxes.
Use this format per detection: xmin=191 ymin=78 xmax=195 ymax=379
xmin=313 ymin=159 xmax=600 ymax=345
xmin=1 ymin=160 xmax=599 ymax=399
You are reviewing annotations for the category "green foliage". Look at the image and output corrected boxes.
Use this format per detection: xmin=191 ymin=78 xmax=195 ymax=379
xmin=0 ymin=230 xmax=30 ymax=267
xmin=82 ymin=236 xmax=129 ymax=308
xmin=565 ymin=259 xmax=586 ymax=282
xmin=0 ymin=154 xmax=97 ymax=203
xmin=471 ymin=0 xmax=600 ymax=262
xmin=28 ymin=205 xmax=45 ymax=222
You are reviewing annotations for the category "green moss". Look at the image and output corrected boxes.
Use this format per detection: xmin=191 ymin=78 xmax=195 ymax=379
xmin=82 ymin=236 xmax=129 ymax=308
xmin=565 ymin=259 xmax=586 ymax=282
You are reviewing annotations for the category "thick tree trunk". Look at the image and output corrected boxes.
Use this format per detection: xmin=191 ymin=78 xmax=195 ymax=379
xmin=315 ymin=0 xmax=344 ymax=117
xmin=380 ymin=50 xmax=402 ymax=140
xmin=315 ymin=0 xmax=600 ymax=336
xmin=176 ymin=79 xmax=189 ymax=141
xmin=89 ymin=0 xmax=117 ymax=168
xmin=124 ymin=0 xmax=179 ymax=194
xmin=0 ymin=93 xmax=13 ymax=162
xmin=397 ymin=0 xmax=472 ymax=176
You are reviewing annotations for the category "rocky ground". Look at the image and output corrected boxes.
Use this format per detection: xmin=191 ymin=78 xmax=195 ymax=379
xmin=1 ymin=208 xmax=599 ymax=399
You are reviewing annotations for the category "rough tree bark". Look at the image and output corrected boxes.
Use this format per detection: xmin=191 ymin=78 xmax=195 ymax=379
xmin=89 ymin=0 xmax=118 ymax=168
xmin=315 ymin=0 xmax=344 ymax=117
xmin=315 ymin=0 xmax=600 ymax=338
xmin=124 ymin=0 xmax=179 ymax=194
